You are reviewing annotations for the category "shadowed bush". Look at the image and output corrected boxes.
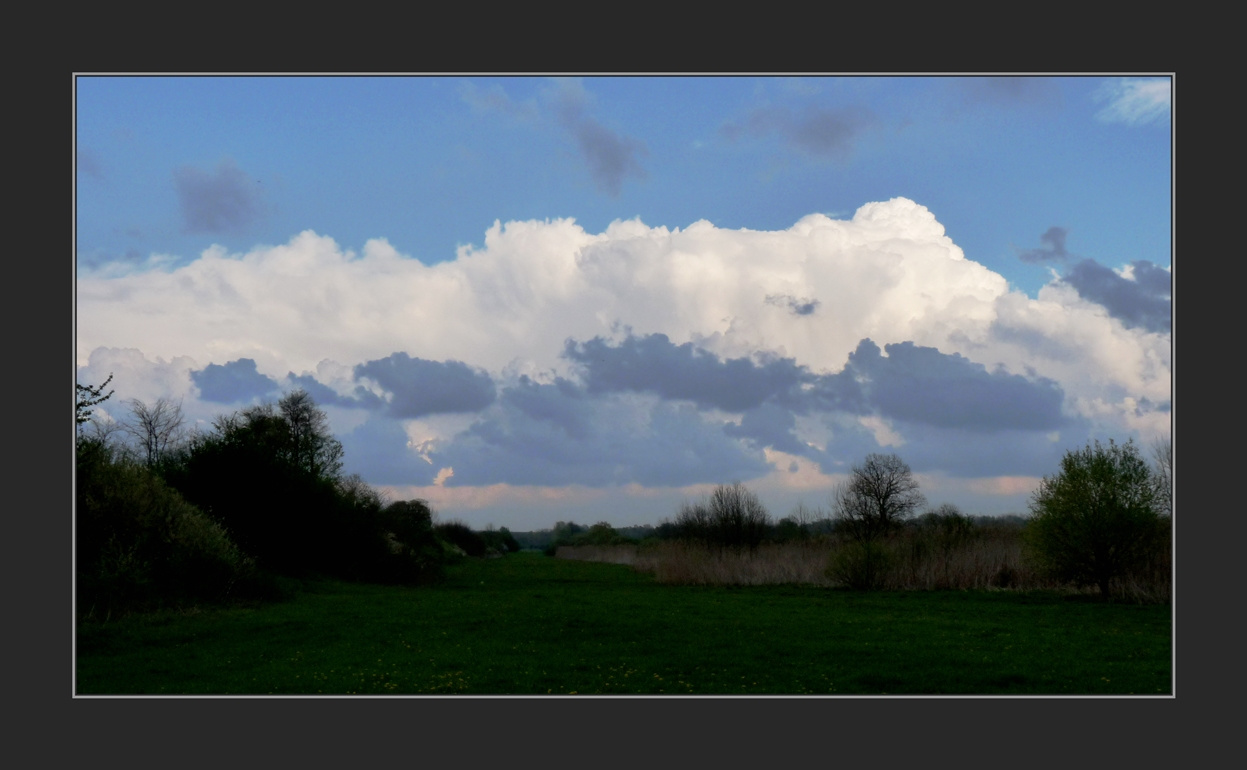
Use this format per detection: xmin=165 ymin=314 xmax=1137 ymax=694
xmin=76 ymin=438 xmax=259 ymax=617
xmin=435 ymin=520 xmax=488 ymax=558
xmin=670 ymin=482 xmax=772 ymax=551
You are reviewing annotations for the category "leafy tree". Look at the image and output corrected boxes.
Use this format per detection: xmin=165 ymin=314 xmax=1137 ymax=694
xmin=832 ymin=453 xmax=926 ymax=543
xmin=161 ymin=391 xmax=381 ymax=578
xmin=1150 ymin=437 xmax=1172 ymax=517
xmin=279 ymin=389 xmax=344 ymax=479
xmin=1025 ymin=439 xmax=1162 ymax=597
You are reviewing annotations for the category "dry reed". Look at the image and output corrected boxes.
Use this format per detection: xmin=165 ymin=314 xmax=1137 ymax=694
xmin=554 ymin=525 xmax=1170 ymax=601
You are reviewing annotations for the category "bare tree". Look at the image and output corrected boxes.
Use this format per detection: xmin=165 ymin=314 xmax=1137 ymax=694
xmin=76 ymin=373 xmax=114 ymax=428
xmin=832 ymin=453 xmax=926 ymax=542
xmin=1150 ymin=437 xmax=1172 ymax=516
xmin=122 ymin=397 xmax=186 ymax=467
xmin=674 ymin=482 xmax=772 ymax=550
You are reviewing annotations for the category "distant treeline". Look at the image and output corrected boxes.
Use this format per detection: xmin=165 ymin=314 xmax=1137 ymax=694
xmin=512 ymin=505 xmax=1027 ymax=556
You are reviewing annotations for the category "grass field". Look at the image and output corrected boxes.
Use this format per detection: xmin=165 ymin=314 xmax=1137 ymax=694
xmin=75 ymin=553 xmax=1172 ymax=695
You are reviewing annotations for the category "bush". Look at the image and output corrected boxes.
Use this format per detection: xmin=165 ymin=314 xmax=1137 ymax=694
xmin=76 ymin=438 xmax=257 ymax=616
xmin=826 ymin=540 xmax=893 ymax=590
xmin=1024 ymin=439 xmax=1165 ymax=598
xmin=435 ymin=521 xmax=488 ymax=558
xmin=672 ymin=482 xmax=772 ymax=551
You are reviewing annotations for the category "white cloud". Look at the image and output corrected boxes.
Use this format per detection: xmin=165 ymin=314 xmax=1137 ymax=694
xmin=79 ymin=198 xmax=1167 ymax=428
xmin=78 ymin=197 xmax=1170 ymax=524
xmin=1094 ymin=77 xmax=1171 ymax=126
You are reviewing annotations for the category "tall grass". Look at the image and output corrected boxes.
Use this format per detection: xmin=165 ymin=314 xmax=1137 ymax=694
xmin=557 ymin=522 xmax=1170 ymax=602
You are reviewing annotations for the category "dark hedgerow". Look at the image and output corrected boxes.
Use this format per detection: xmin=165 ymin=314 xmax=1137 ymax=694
xmin=76 ymin=437 xmax=260 ymax=617
xmin=435 ymin=521 xmax=489 ymax=558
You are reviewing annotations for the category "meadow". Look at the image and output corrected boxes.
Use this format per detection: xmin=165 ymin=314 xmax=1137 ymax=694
xmin=76 ymin=552 xmax=1172 ymax=696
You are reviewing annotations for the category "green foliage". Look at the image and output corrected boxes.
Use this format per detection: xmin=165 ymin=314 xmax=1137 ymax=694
xmin=435 ymin=520 xmax=489 ymax=558
xmin=159 ymin=391 xmax=437 ymax=583
xmin=826 ymin=540 xmax=893 ymax=590
xmin=76 ymin=437 xmax=258 ymax=616
xmin=481 ymin=525 xmax=522 ymax=554
xmin=1024 ymin=439 xmax=1164 ymax=597
xmin=377 ymin=499 xmax=445 ymax=583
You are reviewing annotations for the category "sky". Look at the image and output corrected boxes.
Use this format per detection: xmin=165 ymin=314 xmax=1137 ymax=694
xmin=74 ymin=75 xmax=1172 ymax=530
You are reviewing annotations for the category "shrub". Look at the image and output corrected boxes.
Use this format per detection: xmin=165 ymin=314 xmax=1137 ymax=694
xmin=76 ymin=439 xmax=257 ymax=616
xmin=826 ymin=540 xmax=893 ymax=590
xmin=435 ymin=521 xmax=488 ymax=558
xmin=1024 ymin=439 xmax=1164 ymax=597
xmin=672 ymin=482 xmax=772 ymax=551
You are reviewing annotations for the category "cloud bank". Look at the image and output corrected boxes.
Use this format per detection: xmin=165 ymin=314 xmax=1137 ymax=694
xmin=78 ymin=197 xmax=1170 ymax=521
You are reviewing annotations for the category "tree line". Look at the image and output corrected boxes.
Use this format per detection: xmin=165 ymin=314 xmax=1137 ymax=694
xmin=75 ymin=377 xmax=511 ymax=618
xmin=546 ymin=442 xmax=1171 ymax=599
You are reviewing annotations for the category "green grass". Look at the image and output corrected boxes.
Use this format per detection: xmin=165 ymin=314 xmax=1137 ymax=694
xmin=75 ymin=553 xmax=1171 ymax=695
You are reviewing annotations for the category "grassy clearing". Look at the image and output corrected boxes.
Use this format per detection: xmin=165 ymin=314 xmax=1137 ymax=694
xmin=76 ymin=553 xmax=1171 ymax=696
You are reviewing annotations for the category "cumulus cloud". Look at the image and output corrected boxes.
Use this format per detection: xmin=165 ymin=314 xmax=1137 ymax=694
xmin=721 ymin=104 xmax=873 ymax=160
xmin=1059 ymin=259 xmax=1171 ymax=333
xmin=840 ymin=339 xmax=1067 ymax=432
xmin=191 ymin=358 xmax=280 ymax=403
xmin=564 ymin=333 xmax=809 ymax=413
xmin=1094 ymin=77 xmax=1171 ymax=126
xmin=354 ymin=352 xmax=497 ymax=418
xmin=174 ymin=158 xmax=269 ymax=235
xmin=429 ymin=391 xmax=771 ymax=488
xmin=1018 ymin=226 xmax=1071 ymax=263
xmin=78 ymin=197 xmax=1170 ymax=509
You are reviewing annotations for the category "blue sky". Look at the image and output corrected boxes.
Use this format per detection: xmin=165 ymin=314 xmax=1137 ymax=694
xmin=75 ymin=75 xmax=1172 ymax=530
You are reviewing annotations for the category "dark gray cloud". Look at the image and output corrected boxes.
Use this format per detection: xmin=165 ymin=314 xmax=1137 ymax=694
xmin=723 ymin=402 xmax=810 ymax=457
xmin=1060 ymin=259 xmax=1171 ymax=333
xmin=340 ymin=416 xmax=439 ymax=486
xmin=841 ymin=339 xmax=1066 ymax=432
xmin=430 ymin=394 xmax=770 ymax=488
xmin=1018 ymin=226 xmax=1071 ymax=263
xmin=354 ymin=352 xmax=496 ymax=418
xmin=765 ymin=293 xmax=820 ymax=316
xmin=174 ymin=158 xmax=269 ymax=235
xmin=896 ymin=424 xmax=1071 ymax=478
xmin=285 ymin=373 xmax=363 ymax=409
xmin=191 ymin=358 xmax=280 ymax=404
xmin=564 ymin=333 xmax=810 ymax=413
xmin=549 ymin=80 xmax=648 ymax=198
xmin=501 ymin=375 xmax=593 ymax=440
xmin=721 ymin=105 xmax=872 ymax=161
